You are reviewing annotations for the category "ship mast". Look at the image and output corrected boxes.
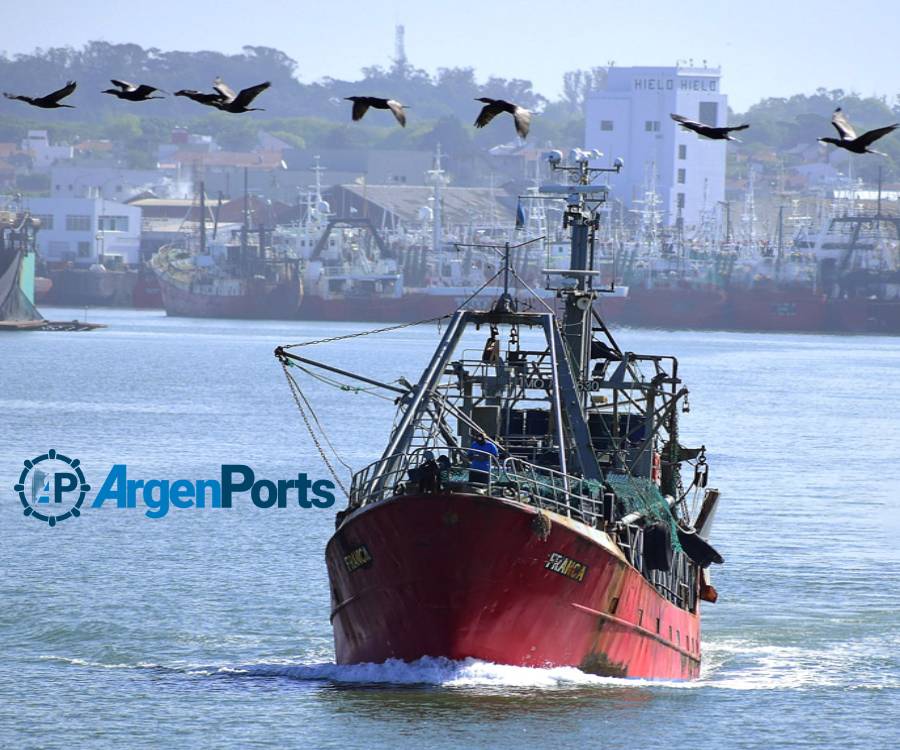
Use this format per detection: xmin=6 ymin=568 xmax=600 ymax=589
xmin=199 ymin=181 xmax=206 ymax=256
xmin=241 ymin=166 xmax=249 ymax=260
xmin=427 ymin=143 xmax=447 ymax=254
xmin=541 ymin=150 xmax=623 ymax=388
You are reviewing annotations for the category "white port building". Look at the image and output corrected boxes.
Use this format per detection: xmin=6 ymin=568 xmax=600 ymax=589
xmin=23 ymin=197 xmax=142 ymax=265
xmin=584 ymin=66 xmax=728 ymax=226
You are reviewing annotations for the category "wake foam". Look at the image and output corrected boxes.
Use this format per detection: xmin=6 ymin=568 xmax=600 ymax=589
xmin=40 ymin=634 xmax=899 ymax=692
xmin=698 ymin=636 xmax=900 ymax=691
xmin=189 ymin=657 xmax=665 ymax=688
xmin=40 ymin=655 xmax=674 ymax=688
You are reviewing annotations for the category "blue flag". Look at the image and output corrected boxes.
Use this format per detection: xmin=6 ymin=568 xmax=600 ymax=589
xmin=515 ymin=199 xmax=526 ymax=230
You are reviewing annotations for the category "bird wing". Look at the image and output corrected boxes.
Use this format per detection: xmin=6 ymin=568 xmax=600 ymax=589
xmin=727 ymin=123 xmax=750 ymax=132
xmin=513 ymin=107 xmax=531 ymax=138
xmin=387 ymin=100 xmax=406 ymax=127
xmin=232 ymin=81 xmax=271 ymax=109
xmin=3 ymin=93 xmax=28 ymax=102
xmin=351 ymin=99 xmax=370 ymax=121
xmin=676 ymin=121 xmax=704 ymax=135
xmin=474 ymin=101 xmax=502 ymax=128
xmin=670 ymin=113 xmax=700 ymax=126
xmin=111 ymin=79 xmax=134 ymax=91
xmin=45 ymin=81 xmax=77 ymax=103
xmin=178 ymin=90 xmax=218 ymax=105
xmin=831 ymin=109 xmax=857 ymax=141
xmin=669 ymin=115 xmax=710 ymax=137
xmin=854 ymin=123 xmax=899 ymax=149
xmin=132 ymin=84 xmax=158 ymax=98
xmin=213 ymin=78 xmax=237 ymax=102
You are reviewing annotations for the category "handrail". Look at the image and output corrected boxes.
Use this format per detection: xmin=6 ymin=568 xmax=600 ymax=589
xmin=349 ymin=448 xmax=605 ymax=529
xmin=501 ymin=456 xmax=603 ymax=525
xmin=349 ymin=446 xmax=503 ymax=507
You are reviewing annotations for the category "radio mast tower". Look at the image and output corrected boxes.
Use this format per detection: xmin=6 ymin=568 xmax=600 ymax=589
xmin=393 ymin=25 xmax=408 ymax=77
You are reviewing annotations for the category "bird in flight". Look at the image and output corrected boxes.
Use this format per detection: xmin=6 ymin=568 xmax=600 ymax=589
xmin=103 ymin=80 xmax=165 ymax=102
xmin=3 ymin=81 xmax=77 ymax=109
xmin=174 ymin=89 xmax=226 ymax=107
xmin=474 ymin=98 xmax=531 ymax=139
xmin=211 ymin=78 xmax=271 ymax=113
xmin=818 ymin=108 xmax=899 ymax=156
xmin=670 ymin=113 xmax=749 ymax=141
xmin=345 ymin=96 xmax=407 ymax=127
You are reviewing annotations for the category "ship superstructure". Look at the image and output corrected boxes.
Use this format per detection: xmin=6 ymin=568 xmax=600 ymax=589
xmin=152 ymin=182 xmax=302 ymax=319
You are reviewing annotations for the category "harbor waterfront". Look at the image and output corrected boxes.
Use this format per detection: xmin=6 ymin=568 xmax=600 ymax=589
xmin=2 ymin=308 xmax=898 ymax=749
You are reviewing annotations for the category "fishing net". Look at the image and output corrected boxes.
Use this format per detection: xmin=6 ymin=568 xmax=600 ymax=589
xmin=605 ymin=473 xmax=682 ymax=550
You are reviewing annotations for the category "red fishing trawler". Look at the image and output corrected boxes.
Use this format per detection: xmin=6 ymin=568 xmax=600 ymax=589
xmin=276 ymin=152 xmax=724 ymax=680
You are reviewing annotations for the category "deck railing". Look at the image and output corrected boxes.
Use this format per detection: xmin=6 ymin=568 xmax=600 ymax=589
xmin=349 ymin=447 xmax=604 ymax=528
xmin=349 ymin=446 xmax=501 ymax=507
xmin=499 ymin=456 xmax=604 ymax=527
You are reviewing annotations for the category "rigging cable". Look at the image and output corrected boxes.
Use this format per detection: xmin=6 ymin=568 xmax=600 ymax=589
xmin=280 ymin=358 xmax=351 ymax=498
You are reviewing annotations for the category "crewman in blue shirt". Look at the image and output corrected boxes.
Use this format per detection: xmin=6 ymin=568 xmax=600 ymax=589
xmin=468 ymin=433 xmax=499 ymax=485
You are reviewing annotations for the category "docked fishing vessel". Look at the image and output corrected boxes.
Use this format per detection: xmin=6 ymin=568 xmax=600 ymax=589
xmin=276 ymin=153 xmax=723 ymax=679
xmin=152 ymin=188 xmax=302 ymax=319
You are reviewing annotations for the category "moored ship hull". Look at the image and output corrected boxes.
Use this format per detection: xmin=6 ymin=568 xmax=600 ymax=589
xmin=615 ymin=286 xmax=727 ymax=330
xmin=156 ymin=272 xmax=301 ymax=319
xmin=295 ymin=292 xmax=535 ymax=324
xmin=44 ymin=267 xmax=137 ymax=307
xmin=327 ymin=492 xmax=701 ymax=680
xmin=728 ymin=287 xmax=827 ymax=332
xmin=295 ymin=292 xmax=454 ymax=323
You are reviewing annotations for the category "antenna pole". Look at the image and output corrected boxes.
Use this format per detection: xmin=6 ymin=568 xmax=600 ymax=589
xmin=241 ymin=166 xmax=249 ymax=259
xmin=428 ymin=144 xmax=446 ymax=254
xmin=502 ymin=242 xmax=511 ymax=297
xmin=777 ymin=203 xmax=784 ymax=263
xmin=199 ymin=181 xmax=206 ymax=256
xmin=877 ymin=165 xmax=883 ymax=217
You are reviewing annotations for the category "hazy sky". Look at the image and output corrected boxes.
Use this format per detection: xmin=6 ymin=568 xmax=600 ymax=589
xmin=3 ymin=0 xmax=899 ymax=111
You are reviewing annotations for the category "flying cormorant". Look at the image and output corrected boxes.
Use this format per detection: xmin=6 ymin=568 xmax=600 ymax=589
xmin=102 ymin=80 xmax=165 ymax=102
xmin=345 ymin=96 xmax=407 ymax=126
xmin=818 ymin=108 xmax=899 ymax=156
xmin=3 ymin=81 xmax=77 ymax=109
xmin=211 ymin=78 xmax=271 ymax=113
xmin=474 ymin=97 xmax=531 ymax=139
xmin=670 ymin=113 xmax=749 ymax=141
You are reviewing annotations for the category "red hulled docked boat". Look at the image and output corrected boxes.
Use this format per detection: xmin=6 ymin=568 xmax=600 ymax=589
xmin=276 ymin=153 xmax=724 ymax=680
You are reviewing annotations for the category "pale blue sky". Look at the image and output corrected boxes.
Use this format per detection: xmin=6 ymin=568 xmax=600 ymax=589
xmin=2 ymin=0 xmax=898 ymax=111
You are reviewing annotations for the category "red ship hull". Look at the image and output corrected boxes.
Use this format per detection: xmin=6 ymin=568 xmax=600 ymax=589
xmin=291 ymin=288 xmax=900 ymax=334
xmin=156 ymin=274 xmax=301 ymax=319
xmin=295 ymin=293 xmax=627 ymax=325
xmin=295 ymin=293 xmax=456 ymax=323
xmin=615 ymin=286 xmax=727 ymax=330
xmin=728 ymin=288 xmax=827 ymax=332
xmin=132 ymin=268 xmax=163 ymax=309
xmin=327 ymin=492 xmax=701 ymax=680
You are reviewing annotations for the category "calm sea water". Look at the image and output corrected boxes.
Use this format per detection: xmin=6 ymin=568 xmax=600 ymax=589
xmin=2 ymin=308 xmax=898 ymax=749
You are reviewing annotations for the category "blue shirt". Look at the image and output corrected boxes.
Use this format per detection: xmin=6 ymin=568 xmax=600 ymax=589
xmin=468 ymin=438 xmax=498 ymax=472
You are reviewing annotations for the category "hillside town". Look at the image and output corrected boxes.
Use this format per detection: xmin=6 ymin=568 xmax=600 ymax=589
xmin=2 ymin=35 xmax=899 ymax=331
